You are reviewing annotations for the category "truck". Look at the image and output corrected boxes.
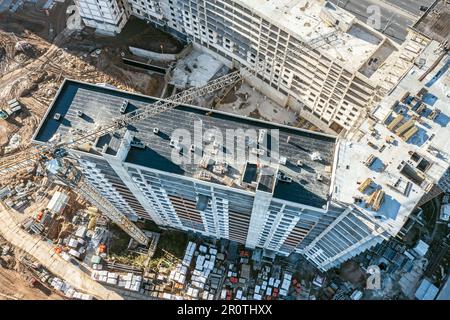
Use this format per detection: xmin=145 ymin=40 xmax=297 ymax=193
xmin=27 ymin=277 xmax=52 ymax=296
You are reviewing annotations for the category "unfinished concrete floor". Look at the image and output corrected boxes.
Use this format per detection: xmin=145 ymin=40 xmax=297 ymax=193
xmin=216 ymin=81 xmax=319 ymax=131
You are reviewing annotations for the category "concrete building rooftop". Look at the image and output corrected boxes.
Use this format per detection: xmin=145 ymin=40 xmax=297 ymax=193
xmin=333 ymin=43 xmax=450 ymax=236
xmin=412 ymin=0 xmax=450 ymax=44
xmin=33 ymin=80 xmax=338 ymax=210
xmin=242 ymin=0 xmax=398 ymax=75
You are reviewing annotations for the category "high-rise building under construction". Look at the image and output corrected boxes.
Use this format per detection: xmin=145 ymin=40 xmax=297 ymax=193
xmin=65 ymin=0 xmax=450 ymax=271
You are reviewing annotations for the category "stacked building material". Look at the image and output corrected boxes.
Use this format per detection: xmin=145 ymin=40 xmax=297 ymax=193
xmin=50 ymin=277 xmax=93 ymax=300
xmin=91 ymin=271 xmax=142 ymax=292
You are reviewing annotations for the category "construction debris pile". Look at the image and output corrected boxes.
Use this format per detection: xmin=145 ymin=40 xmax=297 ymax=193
xmin=0 ymin=180 xmax=41 ymax=212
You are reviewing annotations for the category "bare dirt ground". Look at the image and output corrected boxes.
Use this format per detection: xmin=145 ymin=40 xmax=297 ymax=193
xmin=0 ymin=236 xmax=63 ymax=300
xmin=90 ymin=16 xmax=184 ymax=54
xmin=0 ymin=266 xmax=63 ymax=300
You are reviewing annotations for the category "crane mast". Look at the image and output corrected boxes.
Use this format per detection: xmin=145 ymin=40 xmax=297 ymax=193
xmin=0 ymin=66 xmax=250 ymax=245
xmin=45 ymin=157 xmax=149 ymax=245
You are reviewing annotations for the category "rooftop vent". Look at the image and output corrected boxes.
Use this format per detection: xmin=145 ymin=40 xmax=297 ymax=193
xmin=258 ymin=129 xmax=267 ymax=144
xmin=120 ymin=99 xmax=129 ymax=114
xmin=310 ymin=151 xmax=322 ymax=161
xmin=277 ymin=171 xmax=292 ymax=183
xmin=169 ymin=139 xmax=177 ymax=147
xmin=153 ymin=127 xmax=159 ymax=134
xmin=296 ymin=160 xmax=303 ymax=167
xmin=54 ymin=113 xmax=61 ymax=121
xmin=130 ymin=140 xmax=145 ymax=149
xmin=190 ymin=144 xmax=196 ymax=153
xmin=316 ymin=173 xmax=323 ymax=181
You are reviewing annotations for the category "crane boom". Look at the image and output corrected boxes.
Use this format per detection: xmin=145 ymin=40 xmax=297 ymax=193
xmin=0 ymin=67 xmax=247 ymax=178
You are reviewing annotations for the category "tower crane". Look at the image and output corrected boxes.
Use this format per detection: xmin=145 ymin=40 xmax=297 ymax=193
xmin=0 ymin=30 xmax=340 ymax=245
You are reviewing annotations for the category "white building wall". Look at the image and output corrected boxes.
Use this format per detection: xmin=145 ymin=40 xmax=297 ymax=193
xmin=75 ymin=0 xmax=128 ymax=35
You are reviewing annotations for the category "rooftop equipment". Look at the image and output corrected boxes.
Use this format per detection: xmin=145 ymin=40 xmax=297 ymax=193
xmin=120 ymin=99 xmax=129 ymax=114
xmin=371 ymin=189 xmax=385 ymax=211
xmin=387 ymin=114 xmax=404 ymax=131
xmin=130 ymin=140 xmax=145 ymax=149
xmin=416 ymin=103 xmax=426 ymax=114
xmin=258 ymin=129 xmax=267 ymax=144
xmin=364 ymin=154 xmax=376 ymax=167
xmin=428 ymin=108 xmax=440 ymax=120
xmin=395 ymin=119 xmax=415 ymax=136
xmin=310 ymin=151 xmax=322 ymax=161
xmin=54 ymin=113 xmax=61 ymax=121
xmin=401 ymin=126 xmax=419 ymax=142
xmin=366 ymin=189 xmax=385 ymax=211
xmin=358 ymin=178 xmax=373 ymax=193
xmin=77 ymin=110 xmax=83 ymax=117
xmin=153 ymin=127 xmax=159 ymax=134
xmin=277 ymin=171 xmax=292 ymax=183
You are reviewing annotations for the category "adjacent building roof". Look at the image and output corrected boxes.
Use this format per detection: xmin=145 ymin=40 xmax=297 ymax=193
xmin=241 ymin=0 xmax=396 ymax=73
xmin=333 ymin=42 xmax=450 ymax=236
xmin=412 ymin=0 xmax=450 ymax=43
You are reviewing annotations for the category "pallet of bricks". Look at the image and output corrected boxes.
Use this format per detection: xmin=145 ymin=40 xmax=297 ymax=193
xmin=185 ymin=244 xmax=217 ymax=300
xmin=49 ymin=277 xmax=93 ymax=300
xmin=91 ymin=270 xmax=142 ymax=292
xmin=168 ymin=241 xmax=196 ymax=286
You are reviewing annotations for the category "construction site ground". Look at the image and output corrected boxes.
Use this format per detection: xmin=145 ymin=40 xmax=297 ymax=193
xmin=0 ymin=261 xmax=62 ymax=300
xmin=0 ymin=238 xmax=64 ymax=300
